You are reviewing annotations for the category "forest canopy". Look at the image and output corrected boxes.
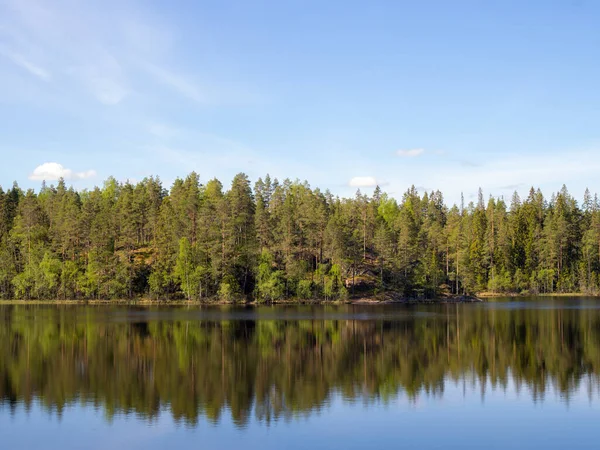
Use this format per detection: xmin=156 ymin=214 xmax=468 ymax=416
xmin=0 ymin=173 xmax=598 ymax=300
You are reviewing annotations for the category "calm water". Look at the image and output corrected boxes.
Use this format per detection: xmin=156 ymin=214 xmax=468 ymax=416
xmin=1 ymin=297 xmax=600 ymax=449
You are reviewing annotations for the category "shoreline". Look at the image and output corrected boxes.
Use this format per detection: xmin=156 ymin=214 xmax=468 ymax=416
xmin=0 ymin=292 xmax=596 ymax=306
xmin=477 ymin=292 xmax=599 ymax=298
xmin=0 ymin=294 xmax=483 ymax=306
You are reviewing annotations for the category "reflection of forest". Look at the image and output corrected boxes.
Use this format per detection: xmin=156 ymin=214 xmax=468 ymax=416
xmin=1 ymin=305 xmax=600 ymax=427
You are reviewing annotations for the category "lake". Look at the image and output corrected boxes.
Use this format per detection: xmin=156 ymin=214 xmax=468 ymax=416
xmin=1 ymin=297 xmax=600 ymax=449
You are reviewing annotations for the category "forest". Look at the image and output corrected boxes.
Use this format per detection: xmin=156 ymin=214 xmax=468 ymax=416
xmin=0 ymin=172 xmax=599 ymax=301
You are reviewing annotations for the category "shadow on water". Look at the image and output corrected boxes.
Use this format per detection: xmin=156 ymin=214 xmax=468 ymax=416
xmin=1 ymin=297 xmax=600 ymax=428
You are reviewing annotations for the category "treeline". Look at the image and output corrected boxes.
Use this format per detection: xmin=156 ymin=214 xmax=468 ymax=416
xmin=2 ymin=305 xmax=600 ymax=424
xmin=0 ymin=173 xmax=599 ymax=300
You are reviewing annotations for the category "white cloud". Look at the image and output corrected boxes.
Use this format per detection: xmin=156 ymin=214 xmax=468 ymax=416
xmin=396 ymin=148 xmax=425 ymax=157
xmin=0 ymin=45 xmax=50 ymax=80
xmin=349 ymin=176 xmax=380 ymax=188
xmin=29 ymin=162 xmax=96 ymax=181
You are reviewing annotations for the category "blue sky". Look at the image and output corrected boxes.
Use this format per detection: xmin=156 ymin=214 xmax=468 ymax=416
xmin=1 ymin=0 xmax=599 ymax=205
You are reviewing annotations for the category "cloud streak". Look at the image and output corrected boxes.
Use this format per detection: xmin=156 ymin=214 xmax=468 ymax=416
xmin=0 ymin=0 xmax=136 ymax=106
xmin=147 ymin=122 xmax=181 ymax=139
xmin=68 ymin=53 xmax=129 ymax=105
xmin=143 ymin=62 xmax=205 ymax=103
xmin=396 ymin=148 xmax=425 ymax=157
xmin=29 ymin=162 xmax=96 ymax=181
xmin=0 ymin=0 xmax=263 ymax=111
xmin=457 ymin=159 xmax=481 ymax=168
xmin=0 ymin=46 xmax=50 ymax=80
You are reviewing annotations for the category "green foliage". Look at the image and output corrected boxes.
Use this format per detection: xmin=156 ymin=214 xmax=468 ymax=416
xmin=39 ymin=251 xmax=61 ymax=297
xmin=378 ymin=195 xmax=399 ymax=226
xmin=321 ymin=263 xmax=346 ymax=300
xmin=60 ymin=260 xmax=80 ymax=299
xmin=0 ymin=175 xmax=599 ymax=300
xmin=487 ymin=268 xmax=511 ymax=293
xmin=255 ymin=250 xmax=285 ymax=302
xmin=174 ymin=237 xmax=194 ymax=299
xmin=148 ymin=267 xmax=170 ymax=298
xmin=296 ymin=279 xmax=313 ymax=299
xmin=219 ymin=275 xmax=240 ymax=302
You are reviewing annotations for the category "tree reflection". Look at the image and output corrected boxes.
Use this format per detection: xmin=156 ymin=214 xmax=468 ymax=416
xmin=1 ymin=304 xmax=600 ymax=427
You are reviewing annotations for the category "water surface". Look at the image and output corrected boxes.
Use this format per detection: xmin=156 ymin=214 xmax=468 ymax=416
xmin=1 ymin=297 xmax=599 ymax=449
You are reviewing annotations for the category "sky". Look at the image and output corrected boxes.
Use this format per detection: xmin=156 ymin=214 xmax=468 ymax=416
xmin=1 ymin=0 xmax=600 ymax=205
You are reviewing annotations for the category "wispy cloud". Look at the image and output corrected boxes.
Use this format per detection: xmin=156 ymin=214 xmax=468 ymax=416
xmin=390 ymin=149 xmax=600 ymax=205
xmin=121 ymin=18 xmax=175 ymax=57
xmin=147 ymin=122 xmax=181 ymax=139
xmin=0 ymin=0 xmax=263 ymax=112
xmin=139 ymin=60 xmax=263 ymax=106
xmin=396 ymin=148 xmax=425 ymax=157
xmin=457 ymin=159 xmax=481 ymax=168
xmin=499 ymin=183 xmax=525 ymax=190
xmin=67 ymin=52 xmax=129 ymax=105
xmin=29 ymin=162 xmax=96 ymax=181
xmin=143 ymin=62 xmax=205 ymax=103
xmin=0 ymin=45 xmax=50 ymax=80
xmin=0 ymin=0 xmax=133 ymax=106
